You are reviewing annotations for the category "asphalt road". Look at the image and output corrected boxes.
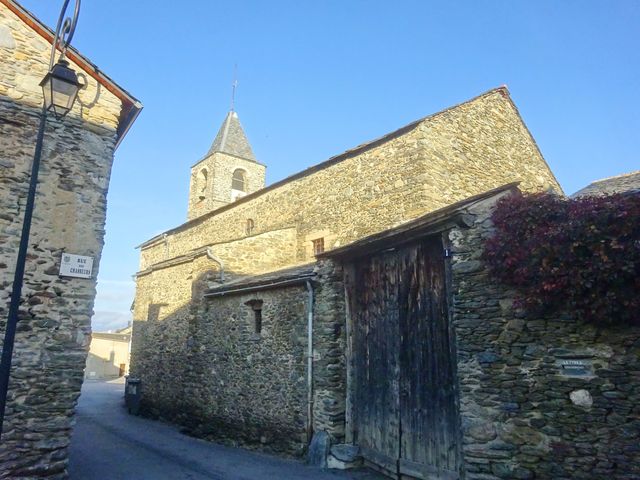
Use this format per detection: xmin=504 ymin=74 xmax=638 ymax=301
xmin=69 ymin=380 xmax=385 ymax=480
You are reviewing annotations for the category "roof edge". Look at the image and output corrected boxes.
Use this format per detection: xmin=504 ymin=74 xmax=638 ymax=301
xmin=319 ymin=182 xmax=521 ymax=259
xmin=191 ymin=150 xmax=267 ymax=169
xmin=499 ymin=87 xmax=563 ymax=195
xmin=1 ymin=0 xmax=143 ymax=149
xmin=139 ymin=86 xmax=512 ymax=248
xmin=204 ymin=263 xmax=317 ymax=297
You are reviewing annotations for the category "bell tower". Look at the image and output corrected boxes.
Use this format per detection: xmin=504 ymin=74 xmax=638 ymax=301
xmin=188 ymin=110 xmax=266 ymax=220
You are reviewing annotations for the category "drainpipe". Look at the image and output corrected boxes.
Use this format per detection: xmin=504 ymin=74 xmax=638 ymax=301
xmin=305 ymin=280 xmax=314 ymax=442
xmin=206 ymin=248 xmax=225 ymax=282
xmin=162 ymin=234 xmax=169 ymax=259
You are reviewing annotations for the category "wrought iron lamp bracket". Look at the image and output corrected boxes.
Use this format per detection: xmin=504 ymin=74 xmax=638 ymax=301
xmin=49 ymin=0 xmax=81 ymax=70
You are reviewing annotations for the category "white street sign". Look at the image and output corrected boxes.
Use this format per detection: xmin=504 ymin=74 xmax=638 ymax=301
xmin=59 ymin=252 xmax=94 ymax=279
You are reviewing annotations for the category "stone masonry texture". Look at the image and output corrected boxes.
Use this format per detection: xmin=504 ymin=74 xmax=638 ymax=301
xmin=0 ymin=4 xmax=131 ymax=478
xmin=448 ymin=190 xmax=640 ymax=480
xmin=133 ymin=88 xmax=562 ymax=322
xmin=130 ymin=87 xmax=564 ymax=461
xmin=188 ymin=151 xmax=266 ymax=220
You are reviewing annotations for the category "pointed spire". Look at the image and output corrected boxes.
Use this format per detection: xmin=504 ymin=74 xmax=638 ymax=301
xmin=207 ymin=110 xmax=256 ymax=162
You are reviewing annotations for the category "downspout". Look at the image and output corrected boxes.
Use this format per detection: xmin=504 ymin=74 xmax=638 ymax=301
xmin=305 ymin=280 xmax=314 ymax=442
xmin=206 ymin=248 xmax=225 ymax=282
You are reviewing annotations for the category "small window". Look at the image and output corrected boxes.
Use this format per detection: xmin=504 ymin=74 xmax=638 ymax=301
xmin=245 ymin=299 xmax=263 ymax=336
xmin=246 ymin=218 xmax=255 ymax=236
xmin=312 ymin=238 xmax=325 ymax=256
xmin=198 ymin=169 xmax=208 ymax=200
xmin=232 ymin=169 xmax=246 ymax=192
xmin=254 ymin=308 xmax=262 ymax=334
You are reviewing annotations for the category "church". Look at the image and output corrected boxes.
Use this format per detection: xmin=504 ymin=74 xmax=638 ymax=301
xmin=130 ymin=88 xmax=640 ymax=480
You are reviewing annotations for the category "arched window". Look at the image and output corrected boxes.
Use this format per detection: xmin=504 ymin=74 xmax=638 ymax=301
xmin=246 ymin=218 xmax=255 ymax=236
xmin=198 ymin=169 xmax=208 ymax=200
xmin=231 ymin=169 xmax=246 ymax=192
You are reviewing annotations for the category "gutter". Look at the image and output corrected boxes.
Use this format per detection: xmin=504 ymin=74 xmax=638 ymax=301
xmin=206 ymin=248 xmax=225 ymax=283
xmin=305 ymin=280 xmax=314 ymax=442
xmin=204 ymin=275 xmax=315 ymax=298
xmin=114 ymin=100 xmax=143 ymax=150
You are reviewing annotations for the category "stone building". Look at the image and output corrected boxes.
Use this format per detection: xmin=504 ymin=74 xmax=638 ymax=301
xmin=129 ymin=86 xmax=616 ymax=477
xmin=0 ymin=1 xmax=140 ymax=478
xmin=572 ymin=170 xmax=640 ymax=198
xmin=84 ymin=327 xmax=131 ymax=380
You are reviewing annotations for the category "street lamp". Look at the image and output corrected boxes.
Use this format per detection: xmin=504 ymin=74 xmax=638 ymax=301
xmin=0 ymin=0 xmax=81 ymax=438
xmin=41 ymin=59 xmax=82 ymax=119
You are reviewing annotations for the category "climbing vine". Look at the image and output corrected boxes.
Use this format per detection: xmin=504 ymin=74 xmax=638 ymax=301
xmin=482 ymin=192 xmax=640 ymax=325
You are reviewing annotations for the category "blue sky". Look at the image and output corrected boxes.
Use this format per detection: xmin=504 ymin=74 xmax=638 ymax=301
xmin=19 ymin=0 xmax=640 ymax=331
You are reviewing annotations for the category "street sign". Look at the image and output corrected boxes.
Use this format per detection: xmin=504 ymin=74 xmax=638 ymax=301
xmin=59 ymin=252 xmax=94 ymax=279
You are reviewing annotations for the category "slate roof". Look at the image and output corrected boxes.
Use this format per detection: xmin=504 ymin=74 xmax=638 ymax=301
xmin=205 ymin=263 xmax=316 ymax=297
xmin=206 ymin=110 xmax=256 ymax=162
xmin=571 ymin=171 xmax=640 ymax=198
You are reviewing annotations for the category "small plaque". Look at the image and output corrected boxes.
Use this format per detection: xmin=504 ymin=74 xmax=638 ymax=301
xmin=558 ymin=359 xmax=591 ymax=377
xmin=59 ymin=253 xmax=94 ymax=279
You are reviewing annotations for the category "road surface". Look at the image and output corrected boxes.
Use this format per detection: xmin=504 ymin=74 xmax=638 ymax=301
xmin=69 ymin=380 xmax=385 ymax=480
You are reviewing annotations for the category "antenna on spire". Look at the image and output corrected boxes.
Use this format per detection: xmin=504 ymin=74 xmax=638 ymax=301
xmin=230 ymin=64 xmax=238 ymax=112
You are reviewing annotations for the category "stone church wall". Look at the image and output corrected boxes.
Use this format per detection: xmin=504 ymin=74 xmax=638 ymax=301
xmin=188 ymin=152 xmax=266 ymax=219
xmin=176 ymin=285 xmax=309 ymax=455
xmin=0 ymin=4 xmax=126 ymax=478
xmin=135 ymin=262 xmax=349 ymax=457
xmin=131 ymin=87 xmax=565 ymax=461
xmin=134 ymin=227 xmax=297 ymax=321
xmin=133 ymin=88 xmax=562 ymax=337
xmin=140 ymin=88 xmax=561 ymax=274
xmin=449 ymin=192 xmax=640 ymax=480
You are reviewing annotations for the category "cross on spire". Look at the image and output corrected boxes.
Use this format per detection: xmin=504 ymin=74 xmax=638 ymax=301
xmin=230 ymin=64 xmax=238 ymax=112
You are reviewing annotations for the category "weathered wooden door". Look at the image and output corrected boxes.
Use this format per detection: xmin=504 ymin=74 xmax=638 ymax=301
xmin=348 ymin=236 xmax=461 ymax=479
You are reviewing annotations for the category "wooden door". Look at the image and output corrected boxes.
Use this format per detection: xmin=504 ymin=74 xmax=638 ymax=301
xmin=350 ymin=249 xmax=402 ymax=472
xmin=348 ymin=236 xmax=461 ymax=479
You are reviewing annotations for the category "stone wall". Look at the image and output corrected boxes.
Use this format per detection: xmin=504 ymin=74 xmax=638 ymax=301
xmin=141 ymin=88 xmax=561 ymax=278
xmin=311 ymin=260 xmax=347 ymax=441
xmin=180 ymin=285 xmax=309 ymax=455
xmin=0 ymin=4 xmax=127 ymax=478
xmin=449 ymin=192 xmax=640 ymax=480
xmin=131 ymin=86 xmax=565 ymax=463
xmin=188 ymin=152 xmax=266 ymax=219
xmin=134 ymin=227 xmax=297 ymax=321
xmin=134 ymin=263 xmax=350 ymax=457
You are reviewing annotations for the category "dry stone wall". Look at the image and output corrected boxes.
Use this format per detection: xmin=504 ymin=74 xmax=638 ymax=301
xmin=311 ymin=260 xmax=348 ymax=441
xmin=0 ymin=4 xmax=125 ymax=478
xmin=449 ymin=192 xmax=640 ymax=480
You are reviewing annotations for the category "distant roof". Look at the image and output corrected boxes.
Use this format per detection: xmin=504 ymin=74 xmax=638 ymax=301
xmin=205 ymin=110 xmax=256 ymax=162
xmin=571 ymin=171 xmax=640 ymax=198
xmin=91 ymin=332 xmax=130 ymax=342
xmin=1 ymin=0 xmax=142 ymax=149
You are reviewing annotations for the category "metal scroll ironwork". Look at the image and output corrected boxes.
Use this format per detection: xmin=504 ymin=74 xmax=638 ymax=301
xmin=48 ymin=0 xmax=81 ymax=70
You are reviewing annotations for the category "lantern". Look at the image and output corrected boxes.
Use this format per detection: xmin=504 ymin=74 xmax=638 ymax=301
xmin=40 ymin=59 xmax=81 ymax=118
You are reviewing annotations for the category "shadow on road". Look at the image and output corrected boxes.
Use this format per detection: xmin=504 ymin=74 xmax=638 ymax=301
xmin=69 ymin=381 xmax=385 ymax=480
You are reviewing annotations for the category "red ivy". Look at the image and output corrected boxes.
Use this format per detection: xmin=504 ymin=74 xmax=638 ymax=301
xmin=482 ymin=192 xmax=640 ymax=325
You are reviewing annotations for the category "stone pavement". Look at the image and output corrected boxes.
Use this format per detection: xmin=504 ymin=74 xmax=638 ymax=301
xmin=69 ymin=380 xmax=385 ymax=480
